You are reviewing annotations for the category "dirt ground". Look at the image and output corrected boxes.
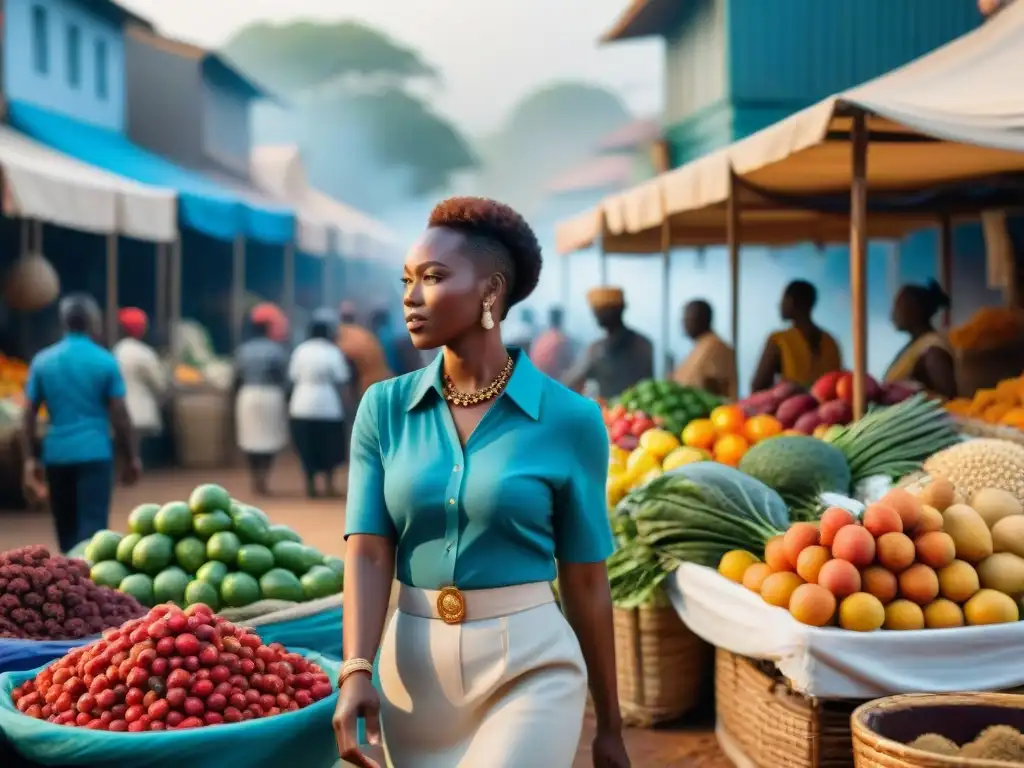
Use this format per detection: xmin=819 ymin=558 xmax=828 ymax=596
xmin=0 ymin=456 xmax=729 ymax=767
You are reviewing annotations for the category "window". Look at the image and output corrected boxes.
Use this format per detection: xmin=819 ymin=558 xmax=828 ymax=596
xmin=94 ymin=39 xmax=108 ymax=99
xmin=66 ymin=24 xmax=81 ymax=88
xmin=31 ymin=5 xmax=48 ymax=74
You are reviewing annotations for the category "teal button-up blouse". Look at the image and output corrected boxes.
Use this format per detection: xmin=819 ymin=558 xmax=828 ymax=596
xmin=344 ymin=349 xmax=614 ymax=590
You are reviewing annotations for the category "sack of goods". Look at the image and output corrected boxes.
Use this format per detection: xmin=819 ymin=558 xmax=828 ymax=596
xmin=0 ymin=602 xmax=338 ymax=767
xmin=78 ymin=483 xmax=345 ymax=660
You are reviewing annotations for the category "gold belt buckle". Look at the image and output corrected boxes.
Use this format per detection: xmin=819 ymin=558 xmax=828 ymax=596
xmin=437 ymin=586 xmax=466 ymax=625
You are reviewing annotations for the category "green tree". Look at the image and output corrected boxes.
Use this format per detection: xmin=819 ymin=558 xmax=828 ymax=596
xmin=474 ymin=82 xmax=632 ymax=214
xmin=223 ymin=21 xmax=474 ymax=210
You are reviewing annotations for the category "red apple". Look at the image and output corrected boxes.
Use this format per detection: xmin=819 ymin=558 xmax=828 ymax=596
xmin=609 ymin=421 xmax=629 ymax=442
xmin=836 ymin=372 xmax=881 ymax=405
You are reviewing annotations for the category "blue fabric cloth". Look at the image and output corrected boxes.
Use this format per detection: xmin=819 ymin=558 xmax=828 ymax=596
xmin=27 ymin=334 xmax=124 ymax=465
xmin=0 ymin=638 xmax=92 ymax=677
xmin=0 ymin=651 xmax=340 ymax=767
xmin=8 ymin=102 xmax=294 ymax=245
xmin=257 ymin=604 xmax=343 ymax=661
xmin=344 ymin=348 xmax=614 ymax=590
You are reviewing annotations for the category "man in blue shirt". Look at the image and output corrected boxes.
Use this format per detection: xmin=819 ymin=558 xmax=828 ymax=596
xmin=21 ymin=294 xmax=141 ymax=553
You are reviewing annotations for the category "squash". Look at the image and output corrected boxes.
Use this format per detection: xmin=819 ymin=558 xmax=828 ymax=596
xmin=174 ymin=364 xmax=204 ymax=385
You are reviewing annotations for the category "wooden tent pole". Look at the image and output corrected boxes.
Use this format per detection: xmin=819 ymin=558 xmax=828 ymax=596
xmin=660 ymin=204 xmax=671 ymax=379
xmin=105 ymin=234 xmax=118 ymax=347
xmin=231 ymin=235 xmax=246 ymax=348
xmin=727 ymin=170 xmax=741 ymax=380
xmin=598 ymin=208 xmax=608 ymax=285
xmin=938 ymin=214 xmax=953 ymax=330
xmin=850 ymin=112 xmax=869 ymax=421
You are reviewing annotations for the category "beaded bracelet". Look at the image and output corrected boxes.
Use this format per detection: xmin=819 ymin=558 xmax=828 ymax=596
xmin=338 ymin=657 xmax=374 ymax=686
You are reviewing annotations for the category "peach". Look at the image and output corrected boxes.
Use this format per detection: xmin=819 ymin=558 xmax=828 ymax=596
xmin=876 ymin=532 xmax=916 ymax=573
xmin=881 ymin=488 xmax=922 ymax=532
xmin=898 ymin=563 xmax=940 ymax=606
xmin=760 ymin=572 xmax=804 ymax=608
xmin=915 ymin=531 xmax=956 ymax=570
xmin=819 ymin=506 xmax=857 ymax=547
xmin=863 ymin=504 xmax=903 ymax=538
xmin=789 ymin=584 xmax=837 ymax=627
xmin=764 ymin=536 xmax=793 ymax=572
xmin=742 ymin=563 xmax=772 ymax=593
xmin=783 ymin=523 xmax=821 ymax=568
xmin=795 ymin=545 xmax=831 ymax=584
xmin=832 ymin=525 xmax=877 ymax=568
xmin=861 ymin=565 xmax=899 ymax=604
xmin=914 ymin=505 xmax=945 ymax=535
xmin=817 ymin=558 xmax=862 ymax=599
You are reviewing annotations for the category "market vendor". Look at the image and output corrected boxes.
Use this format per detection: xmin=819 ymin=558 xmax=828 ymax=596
xmin=233 ymin=304 xmax=289 ymax=496
xmin=563 ymin=286 xmax=654 ymax=398
xmin=21 ymin=294 xmax=140 ymax=553
xmin=750 ymin=280 xmax=843 ymax=391
xmin=112 ymin=308 xmax=168 ymax=469
xmin=672 ymin=299 xmax=737 ymax=398
xmin=886 ymin=280 xmax=957 ymax=400
xmin=337 ymin=301 xmax=393 ymax=399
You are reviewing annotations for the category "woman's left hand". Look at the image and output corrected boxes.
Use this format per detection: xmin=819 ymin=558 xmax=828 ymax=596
xmin=592 ymin=730 xmax=630 ymax=768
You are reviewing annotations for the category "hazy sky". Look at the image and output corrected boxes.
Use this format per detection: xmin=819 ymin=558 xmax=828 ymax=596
xmin=116 ymin=0 xmax=663 ymax=134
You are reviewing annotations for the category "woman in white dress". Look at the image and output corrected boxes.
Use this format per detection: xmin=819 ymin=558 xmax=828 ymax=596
xmin=233 ymin=307 xmax=289 ymax=496
xmin=288 ymin=316 xmax=354 ymax=498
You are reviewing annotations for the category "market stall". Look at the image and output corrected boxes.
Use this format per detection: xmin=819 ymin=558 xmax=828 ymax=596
xmin=555 ymin=0 xmax=1024 ymax=420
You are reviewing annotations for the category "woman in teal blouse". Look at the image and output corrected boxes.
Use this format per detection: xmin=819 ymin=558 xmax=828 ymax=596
xmin=332 ymin=197 xmax=628 ymax=768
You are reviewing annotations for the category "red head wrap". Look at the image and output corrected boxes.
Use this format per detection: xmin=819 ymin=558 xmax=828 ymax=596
xmin=118 ymin=307 xmax=148 ymax=339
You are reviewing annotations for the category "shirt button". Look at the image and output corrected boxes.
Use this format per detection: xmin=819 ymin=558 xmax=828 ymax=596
xmin=453 ymin=465 xmax=460 ymax=472
xmin=446 ymin=543 xmax=453 ymax=552
xmin=448 ymin=498 xmax=455 ymax=505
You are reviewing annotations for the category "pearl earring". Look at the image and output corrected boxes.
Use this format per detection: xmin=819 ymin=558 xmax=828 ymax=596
xmin=481 ymin=298 xmax=495 ymax=330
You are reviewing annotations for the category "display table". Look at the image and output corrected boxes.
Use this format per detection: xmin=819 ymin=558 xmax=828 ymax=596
xmin=666 ymin=562 xmax=1024 ymax=699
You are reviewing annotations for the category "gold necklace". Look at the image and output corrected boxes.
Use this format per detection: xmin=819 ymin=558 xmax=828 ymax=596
xmin=442 ymin=357 xmax=514 ymax=406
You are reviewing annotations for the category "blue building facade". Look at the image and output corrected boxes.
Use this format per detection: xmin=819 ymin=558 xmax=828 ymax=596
xmin=608 ymin=0 xmax=983 ymax=165
xmin=2 ymin=0 xmax=138 ymax=131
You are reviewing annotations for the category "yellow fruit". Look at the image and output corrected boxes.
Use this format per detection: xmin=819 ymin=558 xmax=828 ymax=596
xmin=609 ymin=446 xmax=629 ymax=466
xmin=661 ymin=446 xmax=709 ymax=471
xmin=963 ymin=589 xmax=1020 ymax=625
xmin=992 ymin=516 xmax=1024 ymax=558
xmin=923 ymin=599 xmax=965 ymax=629
xmin=718 ymin=550 xmax=760 ymax=583
xmin=625 ymin=448 xmax=658 ymax=480
xmin=970 ymin=488 xmax=1023 ymax=529
xmin=937 ymin=560 xmax=981 ymax=603
xmin=789 ymin=583 xmax=836 ymax=627
xmin=606 ymin=474 xmax=630 ymax=508
xmin=681 ymin=419 xmax=716 ymax=450
xmin=838 ymin=592 xmax=886 ymax=632
xmin=976 ymin=552 xmax=1024 ymax=599
xmin=883 ymin=599 xmax=925 ymax=630
xmin=760 ymin=572 xmax=804 ymax=608
xmin=639 ymin=467 xmax=664 ymax=486
xmin=638 ymin=428 xmax=681 ymax=460
xmin=942 ymin=504 xmax=994 ymax=563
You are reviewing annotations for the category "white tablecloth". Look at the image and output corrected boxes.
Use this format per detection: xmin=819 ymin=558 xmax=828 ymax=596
xmin=666 ymin=562 xmax=1024 ymax=699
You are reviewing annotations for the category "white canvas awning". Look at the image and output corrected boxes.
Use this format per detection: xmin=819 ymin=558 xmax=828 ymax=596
xmin=557 ymin=1 xmax=1024 ymax=254
xmin=0 ymin=126 xmax=177 ymax=242
xmin=250 ymin=145 xmax=398 ymax=259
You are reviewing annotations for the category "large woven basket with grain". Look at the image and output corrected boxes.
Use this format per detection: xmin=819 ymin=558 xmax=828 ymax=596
xmin=715 ymin=649 xmax=861 ymax=768
xmin=852 ymin=692 xmax=1024 ymax=768
xmin=613 ymin=603 xmax=709 ymax=727
xmin=953 ymin=416 xmax=1024 ymax=447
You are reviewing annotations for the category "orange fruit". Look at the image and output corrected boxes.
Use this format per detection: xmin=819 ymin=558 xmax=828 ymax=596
xmin=710 ymin=404 xmax=746 ymax=435
xmin=744 ymin=414 xmax=782 ymax=444
xmin=713 ymin=434 xmax=749 ymax=466
xmin=681 ymin=418 xmax=717 ymax=450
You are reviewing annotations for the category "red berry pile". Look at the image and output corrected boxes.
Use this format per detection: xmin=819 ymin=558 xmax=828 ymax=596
xmin=0 ymin=546 xmax=146 ymax=640
xmin=11 ymin=603 xmax=334 ymax=731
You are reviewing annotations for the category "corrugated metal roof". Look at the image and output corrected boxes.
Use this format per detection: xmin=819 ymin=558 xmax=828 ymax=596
xmin=596 ymin=118 xmax=661 ymax=152
xmin=545 ymin=155 xmax=634 ymax=195
xmin=601 ymin=0 xmax=681 ymax=42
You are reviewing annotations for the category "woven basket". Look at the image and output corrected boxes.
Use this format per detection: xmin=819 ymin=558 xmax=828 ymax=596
xmin=612 ymin=603 xmax=709 ymax=727
xmin=173 ymin=389 xmax=232 ymax=469
xmin=953 ymin=416 xmax=1024 ymax=446
xmin=715 ymin=649 xmax=860 ymax=768
xmin=852 ymin=692 xmax=1024 ymax=768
